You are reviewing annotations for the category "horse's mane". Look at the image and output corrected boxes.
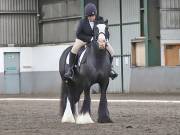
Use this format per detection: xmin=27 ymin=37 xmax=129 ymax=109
xmin=95 ymin=16 xmax=105 ymax=24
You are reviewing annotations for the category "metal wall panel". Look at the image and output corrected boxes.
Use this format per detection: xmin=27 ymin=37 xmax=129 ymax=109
xmin=107 ymin=26 xmax=122 ymax=93
xmin=122 ymin=25 xmax=140 ymax=54
xmin=99 ymin=0 xmax=122 ymax=93
xmin=107 ymin=57 xmax=122 ymax=93
xmin=0 ymin=14 xmax=38 ymax=46
xmin=40 ymin=19 xmax=80 ymax=43
xmin=121 ymin=0 xmax=140 ymax=52
xmin=122 ymin=24 xmax=140 ymax=92
xmin=42 ymin=21 xmax=67 ymax=43
xmin=160 ymin=0 xmax=180 ymax=40
xmin=41 ymin=1 xmax=67 ymax=19
xmin=109 ymin=26 xmax=121 ymax=55
xmin=160 ymin=0 xmax=180 ymax=29
xmin=40 ymin=0 xmax=80 ymax=43
xmin=68 ymin=0 xmax=81 ymax=16
xmin=122 ymin=0 xmax=140 ymax=23
xmin=0 ymin=0 xmax=38 ymax=46
xmin=161 ymin=10 xmax=180 ymax=29
xmin=161 ymin=29 xmax=180 ymax=40
xmin=161 ymin=0 xmax=180 ymax=8
xmin=99 ymin=0 xmax=120 ymax=25
xmin=120 ymin=0 xmax=140 ymax=92
xmin=68 ymin=20 xmax=79 ymax=41
xmin=40 ymin=0 xmax=80 ymax=19
xmin=0 ymin=0 xmax=37 ymax=11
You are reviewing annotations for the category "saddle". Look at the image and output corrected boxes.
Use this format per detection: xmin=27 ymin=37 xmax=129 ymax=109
xmin=66 ymin=46 xmax=88 ymax=67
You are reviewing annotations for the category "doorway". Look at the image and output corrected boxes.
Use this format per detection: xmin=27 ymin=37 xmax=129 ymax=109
xmin=4 ymin=52 xmax=20 ymax=94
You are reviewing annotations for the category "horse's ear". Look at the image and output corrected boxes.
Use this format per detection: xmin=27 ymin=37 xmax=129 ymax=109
xmin=104 ymin=19 xmax=108 ymax=25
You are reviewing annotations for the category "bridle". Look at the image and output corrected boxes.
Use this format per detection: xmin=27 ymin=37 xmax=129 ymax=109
xmin=93 ymin=23 xmax=109 ymax=49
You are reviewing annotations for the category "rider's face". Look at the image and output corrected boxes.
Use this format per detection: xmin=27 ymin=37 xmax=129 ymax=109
xmin=88 ymin=15 xmax=96 ymax=22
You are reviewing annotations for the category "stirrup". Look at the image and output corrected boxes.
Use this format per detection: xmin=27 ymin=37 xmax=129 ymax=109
xmin=109 ymin=69 xmax=118 ymax=80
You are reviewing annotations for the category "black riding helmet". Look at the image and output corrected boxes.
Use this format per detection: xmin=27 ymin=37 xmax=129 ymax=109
xmin=85 ymin=3 xmax=97 ymax=17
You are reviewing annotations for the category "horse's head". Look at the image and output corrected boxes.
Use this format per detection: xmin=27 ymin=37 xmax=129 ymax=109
xmin=93 ymin=19 xmax=109 ymax=50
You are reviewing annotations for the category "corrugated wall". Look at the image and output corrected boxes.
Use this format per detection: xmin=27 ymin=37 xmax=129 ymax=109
xmin=99 ymin=0 xmax=120 ymax=54
xmin=122 ymin=0 xmax=140 ymax=55
xmin=122 ymin=0 xmax=140 ymax=92
xmin=122 ymin=0 xmax=140 ymax=24
xmin=39 ymin=0 xmax=81 ymax=43
xmin=99 ymin=0 xmax=140 ymax=93
xmin=0 ymin=0 xmax=38 ymax=46
xmin=0 ymin=0 xmax=37 ymax=11
xmin=98 ymin=0 xmax=120 ymax=50
xmin=160 ymin=0 xmax=180 ymax=42
xmin=122 ymin=24 xmax=140 ymax=91
xmin=99 ymin=0 xmax=120 ymax=25
xmin=160 ymin=0 xmax=180 ymax=29
xmin=99 ymin=0 xmax=122 ymax=93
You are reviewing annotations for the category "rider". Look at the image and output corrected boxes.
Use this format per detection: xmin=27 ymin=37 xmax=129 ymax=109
xmin=64 ymin=3 xmax=118 ymax=80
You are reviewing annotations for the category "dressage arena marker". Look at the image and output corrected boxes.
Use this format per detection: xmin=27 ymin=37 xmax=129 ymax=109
xmin=0 ymin=98 xmax=180 ymax=104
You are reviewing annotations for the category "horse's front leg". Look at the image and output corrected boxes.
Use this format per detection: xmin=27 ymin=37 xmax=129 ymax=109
xmin=76 ymin=88 xmax=94 ymax=124
xmin=98 ymin=80 xmax=113 ymax=123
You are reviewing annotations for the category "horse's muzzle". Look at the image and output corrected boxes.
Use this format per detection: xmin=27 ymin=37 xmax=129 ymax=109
xmin=97 ymin=33 xmax=106 ymax=49
xmin=98 ymin=40 xmax=106 ymax=49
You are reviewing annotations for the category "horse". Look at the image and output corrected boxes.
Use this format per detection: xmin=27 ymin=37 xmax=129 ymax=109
xmin=59 ymin=19 xmax=113 ymax=124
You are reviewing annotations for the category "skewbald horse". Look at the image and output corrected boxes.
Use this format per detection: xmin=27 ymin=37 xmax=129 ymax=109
xmin=59 ymin=19 xmax=113 ymax=124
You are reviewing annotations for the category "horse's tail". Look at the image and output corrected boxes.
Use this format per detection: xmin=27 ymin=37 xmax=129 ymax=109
xmin=59 ymin=46 xmax=72 ymax=78
xmin=60 ymin=80 xmax=68 ymax=117
xmin=59 ymin=46 xmax=74 ymax=117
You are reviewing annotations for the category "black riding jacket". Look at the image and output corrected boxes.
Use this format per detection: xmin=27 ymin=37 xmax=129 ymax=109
xmin=76 ymin=16 xmax=106 ymax=43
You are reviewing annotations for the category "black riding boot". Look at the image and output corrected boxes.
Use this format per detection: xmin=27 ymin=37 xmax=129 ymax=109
xmin=64 ymin=52 xmax=76 ymax=81
xmin=109 ymin=57 xmax=118 ymax=80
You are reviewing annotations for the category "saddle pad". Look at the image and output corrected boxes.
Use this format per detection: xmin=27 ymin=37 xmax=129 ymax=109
xmin=66 ymin=48 xmax=87 ymax=66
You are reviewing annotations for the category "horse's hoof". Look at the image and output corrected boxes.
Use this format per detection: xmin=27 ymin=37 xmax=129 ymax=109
xmin=61 ymin=117 xmax=75 ymax=123
xmin=98 ymin=117 xmax=113 ymax=123
xmin=76 ymin=113 xmax=94 ymax=124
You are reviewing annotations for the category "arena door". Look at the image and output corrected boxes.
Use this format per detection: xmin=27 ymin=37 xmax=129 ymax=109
xmin=4 ymin=52 xmax=20 ymax=94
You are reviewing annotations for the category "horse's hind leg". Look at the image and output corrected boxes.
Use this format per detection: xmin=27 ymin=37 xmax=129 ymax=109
xmin=60 ymin=81 xmax=76 ymax=123
xmin=98 ymin=80 xmax=113 ymax=123
xmin=76 ymin=88 xmax=94 ymax=124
